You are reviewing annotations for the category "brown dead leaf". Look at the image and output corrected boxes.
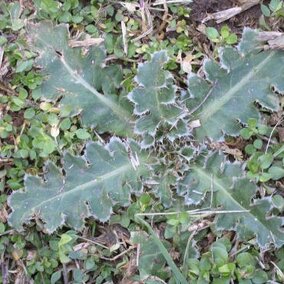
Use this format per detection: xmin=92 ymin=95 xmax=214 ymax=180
xmin=209 ymin=141 xmax=243 ymax=161
xmin=169 ymin=248 xmax=180 ymax=261
xmin=269 ymin=111 xmax=283 ymax=126
xmin=93 ymin=229 xmax=118 ymax=247
xmin=12 ymin=249 xmax=24 ymax=261
xmin=276 ymin=180 xmax=284 ymax=191
xmin=124 ymin=253 xmax=138 ymax=276
xmin=73 ymin=242 xmax=90 ymax=252
xmin=0 ymin=205 xmax=8 ymax=223
xmin=199 ymin=232 xmax=215 ymax=252
xmin=196 ymin=23 xmax=206 ymax=35
xmin=188 ymin=219 xmax=211 ymax=232
xmin=0 ymin=81 xmax=17 ymax=95
xmin=93 ymin=224 xmax=130 ymax=248
xmin=181 ymin=54 xmax=193 ymax=74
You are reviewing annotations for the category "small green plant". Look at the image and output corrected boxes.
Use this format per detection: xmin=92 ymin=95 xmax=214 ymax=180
xmin=260 ymin=0 xmax=284 ymax=29
xmin=2 ymin=1 xmax=284 ymax=283
xmin=188 ymin=238 xmax=268 ymax=283
xmin=241 ymin=118 xmax=284 ymax=182
xmin=33 ymin=0 xmax=84 ymax=24
xmin=7 ymin=23 xmax=284 ymax=251
xmin=205 ymin=25 xmax=238 ymax=45
xmin=261 ymin=0 xmax=284 ymax=18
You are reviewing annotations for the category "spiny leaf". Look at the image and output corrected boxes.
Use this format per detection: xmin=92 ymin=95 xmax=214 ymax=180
xmin=131 ymin=226 xmax=188 ymax=283
xmin=29 ymin=21 xmax=133 ymax=136
xmin=185 ymin=28 xmax=282 ymax=141
xmin=151 ymin=172 xmax=176 ymax=208
xmin=128 ymin=51 xmax=189 ymax=148
xmin=8 ymin=138 xmax=148 ymax=233
xmin=131 ymin=231 xmax=167 ymax=280
xmin=177 ymin=152 xmax=284 ymax=248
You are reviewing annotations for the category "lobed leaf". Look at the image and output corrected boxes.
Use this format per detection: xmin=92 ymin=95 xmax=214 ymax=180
xmin=185 ymin=28 xmax=283 ymax=141
xmin=8 ymin=138 xmax=148 ymax=233
xmin=177 ymin=152 xmax=284 ymax=248
xmin=128 ymin=51 xmax=190 ymax=148
xmin=29 ymin=21 xmax=133 ymax=136
xmin=8 ymin=24 xmax=284 ymax=253
xmin=131 ymin=232 xmax=167 ymax=280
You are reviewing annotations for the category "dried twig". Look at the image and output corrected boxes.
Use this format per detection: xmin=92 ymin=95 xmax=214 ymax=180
xmin=132 ymin=0 xmax=153 ymax=42
xmin=0 ymin=230 xmax=15 ymax=237
xmin=156 ymin=0 xmax=169 ymax=35
xmin=1 ymin=259 xmax=8 ymax=284
xmin=258 ymin=32 xmax=284 ymax=50
xmin=121 ymin=21 xmax=128 ymax=55
xmin=69 ymin=37 xmax=104 ymax=48
xmin=271 ymin=261 xmax=284 ymax=280
xmin=202 ymin=0 xmax=261 ymax=24
xmin=77 ymin=236 xmax=109 ymax=249
xmin=135 ymin=209 xmax=250 ymax=218
xmin=100 ymin=246 xmax=135 ymax=261
xmin=62 ymin=264 xmax=69 ymax=284
xmin=0 ymin=48 xmax=4 ymax=69
xmin=136 ymin=243 xmax=140 ymax=267
xmin=265 ymin=117 xmax=283 ymax=154
xmin=19 ymin=0 xmax=24 ymax=18
xmin=152 ymin=0 xmax=192 ymax=5
xmin=0 ymin=82 xmax=17 ymax=95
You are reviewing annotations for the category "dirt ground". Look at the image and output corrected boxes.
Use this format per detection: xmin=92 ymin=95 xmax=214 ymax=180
xmin=189 ymin=0 xmax=263 ymax=32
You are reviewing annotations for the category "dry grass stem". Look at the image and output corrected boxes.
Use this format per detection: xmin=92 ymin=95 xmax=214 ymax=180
xmin=69 ymin=37 xmax=104 ymax=48
xmin=121 ymin=21 xmax=128 ymax=55
xmin=133 ymin=1 xmax=153 ymax=42
xmin=258 ymin=32 xmax=284 ymax=50
xmin=152 ymin=0 xmax=192 ymax=6
xmin=203 ymin=0 xmax=261 ymax=23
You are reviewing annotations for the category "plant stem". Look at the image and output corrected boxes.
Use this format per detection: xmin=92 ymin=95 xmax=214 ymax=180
xmin=135 ymin=214 xmax=188 ymax=284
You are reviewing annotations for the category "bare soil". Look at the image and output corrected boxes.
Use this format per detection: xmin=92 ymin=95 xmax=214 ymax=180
xmin=189 ymin=0 xmax=263 ymax=32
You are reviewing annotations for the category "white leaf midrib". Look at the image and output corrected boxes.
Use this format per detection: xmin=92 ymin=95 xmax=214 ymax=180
xmin=199 ymin=51 xmax=276 ymax=122
xmin=59 ymin=56 xmax=132 ymax=121
xmin=195 ymin=167 xmax=276 ymax=238
xmin=30 ymin=163 xmax=131 ymax=211
xmin=35 ymin=33 xmax=132 ymax=123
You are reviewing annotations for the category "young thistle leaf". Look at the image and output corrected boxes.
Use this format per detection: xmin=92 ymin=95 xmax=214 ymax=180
xmin=128 ymin=51 xmax=190 ymax=148
xmin=28 ymin=21 xmax=133 ymax=136
xmin=185 ymin=28 xmax=283 ymax=141
xmin=8 ymin=138 xmax=148 ymax=233
xmin=178 ymin=152 xmax=284 ymax=248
